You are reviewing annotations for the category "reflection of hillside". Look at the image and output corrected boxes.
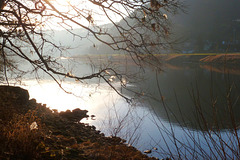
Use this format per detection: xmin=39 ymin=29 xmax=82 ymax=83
xmin=163 ymin=63 xmax=189 ymax=70
xmin=123 ymin=64 xmax=240 ymax=131
xmin=201 ymin=64 xmax=240 ymax=76
xmin=72 ymin=54 xmax=165 ymax=73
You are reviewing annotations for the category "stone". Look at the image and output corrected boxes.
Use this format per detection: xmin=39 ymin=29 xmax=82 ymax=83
xmin=144 ymin=150 xmax=152 ymax=154
xmin=59 ymin=108 xmax=89 ymax=122
xmin=0 ymin=85 xmax=29 ymax=104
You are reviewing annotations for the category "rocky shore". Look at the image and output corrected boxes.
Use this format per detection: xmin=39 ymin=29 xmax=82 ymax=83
xmin=0 ymin=86 xmax=157 ymax=160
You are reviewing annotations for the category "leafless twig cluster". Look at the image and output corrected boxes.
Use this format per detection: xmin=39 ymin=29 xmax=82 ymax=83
xmin=0 ymin=0 xmax=184 ymax=99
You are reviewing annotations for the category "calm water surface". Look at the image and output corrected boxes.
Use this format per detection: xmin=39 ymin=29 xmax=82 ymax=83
xmin=17 ymin=60 xmax=240 ymax=159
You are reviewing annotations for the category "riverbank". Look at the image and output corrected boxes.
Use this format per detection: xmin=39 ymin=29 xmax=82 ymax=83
xmin=72 ymin=53 xmax=240 ymax=67
xmin=160 ymin=53 xmax=240 ymax=64
xmin=0 ymin=86 xmax=157 ymax=160
xmin=159 ymin=53 xmax=240 ymax=75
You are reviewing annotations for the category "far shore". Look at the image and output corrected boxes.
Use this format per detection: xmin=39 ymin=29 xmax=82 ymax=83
xmin=160 ymin=53 xmax=240 ymax=64
xmin=71 ymin=53 xmax=240 ymax=66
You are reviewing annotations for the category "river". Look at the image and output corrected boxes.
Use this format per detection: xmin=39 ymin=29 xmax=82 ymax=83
xmin=13 ymin=57 xmax=240 ymax=159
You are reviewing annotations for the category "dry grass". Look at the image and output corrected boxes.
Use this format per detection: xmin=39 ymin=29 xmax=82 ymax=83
xmin=1 ymin=110 xmax=46 ymax=159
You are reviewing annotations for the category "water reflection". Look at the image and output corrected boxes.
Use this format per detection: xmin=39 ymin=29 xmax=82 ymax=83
xmin=21 ymin=80 xmax=120 ymax=112
xmin=201 ymin=64 xmax=240 ymax=75
xmin=123 ymin=64 xmax=240 ymax=131
xmin=21 ymin=62 xmax=240 ymax=132
xmin=14 ymin=62 xmax=240 ymax=158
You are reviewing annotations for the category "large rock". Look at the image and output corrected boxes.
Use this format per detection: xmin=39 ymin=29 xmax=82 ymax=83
xmin=59 ymin=108 xmax=89 ymax=122
xmin=0 ymin=86 xmax=30 ymax=122
xmin=0 ymin=85 xmax=29 ymax=105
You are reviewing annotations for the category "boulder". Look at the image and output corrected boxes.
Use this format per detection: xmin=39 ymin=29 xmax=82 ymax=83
xmin=59 ymin=108 xmax=89 ymax=122
xmin=0 ymin=85 xmax=29 ymax=105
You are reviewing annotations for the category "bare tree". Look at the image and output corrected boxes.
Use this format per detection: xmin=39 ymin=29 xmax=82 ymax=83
xmin=0 ymin=0 xmax=183 ymax=100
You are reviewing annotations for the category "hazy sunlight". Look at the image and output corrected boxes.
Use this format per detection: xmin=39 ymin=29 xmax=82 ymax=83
xmin=43 ymin=0 xmax=124 ymax=29
xmin=21 ymin=80 xmax=121 ymax=113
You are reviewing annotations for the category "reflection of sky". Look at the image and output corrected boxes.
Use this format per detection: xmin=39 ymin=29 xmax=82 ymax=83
xmin=18 ymin=79 xmax=173 ymax=156
xmin=21 ymin=80 xmax=117 ymax=111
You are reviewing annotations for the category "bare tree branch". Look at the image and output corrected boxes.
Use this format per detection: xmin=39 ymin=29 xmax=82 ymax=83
xmin=0 ymin=0 xmax=184 ymax=99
